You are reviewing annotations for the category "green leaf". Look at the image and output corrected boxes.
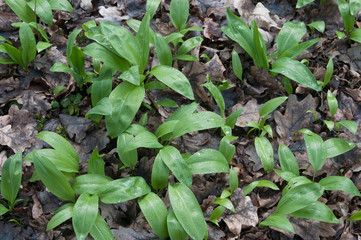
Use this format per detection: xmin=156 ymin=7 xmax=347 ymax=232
xmin=259 ymin=96 xmax=288 ymax=117
xmin=66 ymin=29 xmax=82 ymax=68
xmin=319 ymin=176 xmax=361 ymax=196
xmin=219 ymin=136 xmax=237 ymax=163
xmin=255 ymin=136 xmax=274 ymax=172
xmin=324 ymin=138 xmax=355 ymax=158
xmin=210 ymin=206 xmax=226 ymax=226
xmin=72 ymin=174 xmax=112 ymax=195
xmin=33 ymin=152 xmax=75 ymax=202
xmin=159 ymin=146 xmax=192 ymax=187
xmin=172 ymin=111 xmax=225 ymax=138
xmin=4 ymin=0 xmax=36 ymax=23
xmin=271 ymin=57 xmax=321 ymax=91
xmin=36 ymin=131 xmax=79 ymax=163
xmin=280 ymin=39 xmax=321 ymax=60
xmin=232 ymin=50 xmax=243 ymax=81
xmin=187 ymin=149 xmax=229 ymax=174
xmin=290 ymin=201 xmax=339 ymax=223
xmin=48 ymin=0 xmax=73 ymax=12
xmin=105 ymin=82 xmax=145 ymax=138
xmin=154 ymin=33 xmax=173 ymax=66
xmin=243 ymin=180 xmax=279 ymax=195
xmin=169 ymin=183 xmax=208 ymax=240
xmin=323 ymin=120 xmax=335 ymax=132
xmin=251 ymin=21 xmax=269 ymax=70
xmin=213 ymin=197 xmax=235 ymax=212
xmin=178 ymin=36 xmax=203 ymax=55
xmin=274 ymin=169 xmax=298 ymax=182
xmin=87 ymin=148 xmax=105 ymax=175
xmin=0 ymin=43 xmax=24 ymax=68
xmin=296 ymin=0 xmax=316 ymax=8
xmin=282 ymin=176 xmax=312 ymax=196
xmin=277 ymin=21 xmax=306 ymax=57
xmin=336 ymin=30 xmax=346 ymax=39
xmin=98 ymin=177 xmax=151 ymax=204
xmin=338 ymin=120 xmax=357 ymax=135
xmin=50 ymin=62 xmax=74 ymax=74
xmin=348 ymin=211 xmax=361 ymax=221
xmin=136 ymin=12 xmax=150 ymax=73
xmin=138 ymin=193 xmax=169 ymax=239
xmin=1 ymin=151 xmax=22 ymax=205
xmin=151 ymin=153 xmax=169 ymax=190
xmin=89 ymin=214 xmax=115 ymax=240
xmin=201 ymin=77 xmax=225 ymax=116
xmin=157 ymin=98 xmax=178 ymax=108
xmin=260 ymin=214 xmax=295 ymax=233
xmin=308 ymin=21 xmax=325 ymax=34
xmin=73 ymin=193 xmax=99 ymax=240
xmin=275 ymin=182 xmax=324 ymax=215
xmin=36 ymin=41 xmax=52 ymax=53
xmin=229 ymin=167 xmax=239 ymax=193
xmin=151 ymin=65 xmax=194 ymax=100
xmin=19 ymin=22 xmax=37 ymax=68
xmin=304 ymin=133 xmax=326 ymax=173
xmin=350 ymin=0 xmax=361 ymax=15
xmin=123 ymin=125 xmax=163 ymax=152
xmin=83 ymin=43 xmax=130 ymax=72
xmin=338 ymin=0 xmax=355 ymax=34
xmin=46 ymin=203 xmax=74 ymax=231
xmin=117 ymin=133 xmax=138 ymax=168
xmin=0 ymin=204 xmax=9 ymax=215
xmin=27 ymin=0 xmax=53 ymax=25
xmin=170 ymin=0 xmax=189 ymax=30
xmin=278 ymin=144 xmax=299 ymax=176
xmin=323 ymin=58 xmax=334 ymax=87
xmin=146 ymin=0 xmax=161 ymax=18
xmin=327 ymin=90 xmax=338 ymax=117
xmin=91 ymin=66 xmax=112 ymax=107
xmin=226 ymin=108 xmax=243 ymax=128
xmin=167 ymin=208 xmax=188 ymax=240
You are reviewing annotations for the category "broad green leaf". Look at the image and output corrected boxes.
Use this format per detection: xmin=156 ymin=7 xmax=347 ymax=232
xmin=169 ymin=183 xmax=208 ymax=240
xmin=178 ymin=36 xmax=203 ymax=55
xmin=229 ymin=167 xmax=239 ymax=193
xmin=172 ymin=111 xmax=225 ymax=138
xmin=277 ymin=21 xmax=306 ymax=57
xmin=27 ymin=0 xmax=53 ymax=25
xmin=348 ymin=211 xmax=361 ymax=221
xmin=36 ymin=131 xmax=79 ymax=162
xmin=327 ymin=90 xmax=338 ymax=117
xmin=338 ymin=0 xmax=355 ymax=34
xmin=350 ymin=0 xmax=361 ymax=15
xmin=219 ymin=136 xmax=237 ymax=163
xmin=87 ymin=147 xmax=105 ymax=175
xmin=173 ymin=54 xmax=198 ymax=62
xmin=274 ymin=169 xmax=298 ymax=182
xmin=304 ymin=133 xmax=325 ymax=173
xmin=83 ymin=43 xmax=130 ymax=72
xmin=278 ymin=144 xmax=299 ymax=176
xmin=271 ymin=57 xmax=321 ymax=91
xmin=259 ymin=96 xmax=288 ymax=117
xmin=46 ymin=203 xmax=74 ymax=231
xmin=251 ymin=21 xmax=269 ymax=70
xmin=159 ymin=146 xmax=192 ymax=187
xmin=213 ymin=197 xmax=235 ymax=212
xmin=308 ymin=21 xmax=325 ymax=33
xmin=151 ymin=153 xmax=169 ymax=190
xmin=0 ymin=43 xmax=23 ymax=67
xmin=126 ymin=19 xmax=156 ymax=45
xmin=19 ymin=22 xmax=37 ymax=68
xmin=282 ymin=176 xmax=312 ymax=196
xmin=136 ymin=12 xmax=150 ymax=73
xmin=105 ymin=82 xmax=145 ymax=138
xmin=290 ymin=201 xmax=339 ymax=223
xmin=50 ymin=62 xmax=74 ymax=74
xmin=255 ymin=136 xmax=274 ymax=172
xmin=1 ymin=151 xmax=22 ymax=204
xmin=336 ymin=30 xmax=346 ymax=39
xmin=36 ymin=41 xmax=52 ymax=53
xmin=48 ymin=0 xmax=73 ymax=12
xmin=323 ymin=58 xmax=334 ymax=87
xmin=167 ymin=208 xmax=188 ymax=240
xmin=157 ymin=98 xmax=178 ymax=107
xmin=0 ymin=204 xmax=9 ymax=215
xmin=28 ymin=22 xmax=49 ymax=42
xmin=338 ymin=120 xmax=358 ymax=135
xmin=324 ymin=138 xmax=355 ymax=158
xmin=89 ymin=214 xmax=114 ymax=240
xmin=117 ymin=133 xmax=138 ymax=168
xmin=4 ymin=0 xmax=36 ymax=23
xmin=146 ymin=0 xmax=161 ymax=18
xmin=0 ymin=58 xmax=15 ymax=64
xmin=145 ymin=80 xmax=168 ymax=90
xmin=155 ymin=120 xmax=179 ymax=139
xmin=243 ymin=180 xmax=279 ymax=195
xmin=324 ymin=120 xmax=335 ymax=132
xmin=86 ymin=97 xmax=112 ymax=118
xmin=119 ymin=65 xmax=141 ymax=86
xmin=66 ymin=29 xmax=82 ymax=69
xmin=72 ymin=174 xmax=112 ymax=195
xmin=222 ymin=8 xmax=255 ymax=61
xmin=170 ymin=0 xmax=189 ymax=30
xmin=91 ymin=66 xmax=112 ymax=107
xmin=100 ymin=21 xmax=140 ymax=65
xmin=226 ymin=108 xmax=244 ymax=128
xmin=187 ymin=149 xmax=229 ymax=174
xmin=275 ymin=182 xmax=324 ymax=215
xmin=98 ymin=177 xmax=151 ymax=204
xmin=260 ymin=214 xmax=295 ymax=233
xmin=232 ymin=50 xmax=243 ymax=81
xmin=138 ymin=193 xmax=169 ymax=239
xmin=296 ymin=0 xmax=315 ymax=8
xmin=319 ymin=176 xmax=361 ymax=196
xmin=201 ymin=77 xmax=225 ymax=116
xmin=151 ymin=65 xmax=194 ymax=100
xmin=154 ymin=33 xmax=173 ymax=66
xmin=73 ymin=193 xmax=98 ymax=240
xmin=210 ymin=206 xmax=226 ymax=226
xmin=281 ymin=76 xmax=293 ymax=94
xmin=33 ymin=152 xmax=75 ymax=202
xmin=123 ymin=125 xmax=163 ymax=152
xmin=168 ymin=102 xmax=198 ymax=121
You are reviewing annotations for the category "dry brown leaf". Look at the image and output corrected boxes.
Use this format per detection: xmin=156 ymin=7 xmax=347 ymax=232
xmin=233 ymin=98 xmax=260 ymax=127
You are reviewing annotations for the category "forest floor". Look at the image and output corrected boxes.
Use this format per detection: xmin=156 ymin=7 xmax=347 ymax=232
xmin=0 ymin=0 xmax=361 ymax=239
